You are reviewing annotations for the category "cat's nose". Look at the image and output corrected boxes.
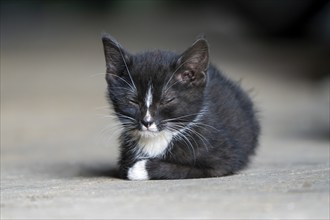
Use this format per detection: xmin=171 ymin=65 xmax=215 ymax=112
xmin=141 ymin=119 xmax=154 ymax=128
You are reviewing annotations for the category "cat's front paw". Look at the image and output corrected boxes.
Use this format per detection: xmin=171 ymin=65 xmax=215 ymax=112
xmin=127 ymin=160 xmax=149 ymax=181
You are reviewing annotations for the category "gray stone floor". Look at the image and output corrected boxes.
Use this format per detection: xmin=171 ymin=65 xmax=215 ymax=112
xmin=1 ymin=3 xmax=329 ymax=219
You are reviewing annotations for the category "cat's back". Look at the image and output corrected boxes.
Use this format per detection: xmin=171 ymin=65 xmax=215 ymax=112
xmin=204 ymin=65 xmax=260 ymax=154
xmin=205 ymin=65 xmax=250 ymax=107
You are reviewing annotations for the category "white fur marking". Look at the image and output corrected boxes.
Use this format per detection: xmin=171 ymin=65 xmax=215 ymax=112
xmin=127 ymin=160 xmax=149 ymax=180
xmin=148 ymin=123 xmax=158 ymax=132
xmin=173 ymin=106 xmax=208 ymax=137
xmin=145 ymin=86 xmax=152 ymax=108
xmin=145 ymin=110 xmax=152 ymax=121
xmin=138 ymin=130 xmax=173 ymax=157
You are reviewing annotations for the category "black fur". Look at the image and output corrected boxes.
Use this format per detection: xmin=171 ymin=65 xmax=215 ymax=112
xmin=102 ymin=34 xmax=260 ymax=180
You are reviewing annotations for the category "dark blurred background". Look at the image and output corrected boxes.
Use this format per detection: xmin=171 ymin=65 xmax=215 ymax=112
xmin=2 ymin=0 xmax=329 ymax=79
xmin=1 ymin=2 xmax=329 ymax=218
xmin=1 ymin=0 xmax=329 ymax=164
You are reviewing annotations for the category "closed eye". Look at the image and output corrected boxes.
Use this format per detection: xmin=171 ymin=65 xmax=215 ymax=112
xmin=161 ymin=97 xmax=175 ymax=105
xmin=128 ymin=99 xmax=139 ymax=105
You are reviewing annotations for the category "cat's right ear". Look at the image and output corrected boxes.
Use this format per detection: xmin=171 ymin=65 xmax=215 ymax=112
xmin=102 ymin=34 xmax=131 ymax=82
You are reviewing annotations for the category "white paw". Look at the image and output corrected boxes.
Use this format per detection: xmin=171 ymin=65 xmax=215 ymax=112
xmin=127 ymin=160 xmax=149 ymax=181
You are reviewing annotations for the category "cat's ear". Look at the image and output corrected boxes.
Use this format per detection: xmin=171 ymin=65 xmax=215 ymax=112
xmin=176 ymin=38 xmax=209 ymax=86
xmin=102 ymin=34 xmax=131 ymax=81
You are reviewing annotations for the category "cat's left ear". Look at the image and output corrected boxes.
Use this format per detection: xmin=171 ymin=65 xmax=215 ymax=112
xmin=176 ymin=38 xmax=209 ymax=86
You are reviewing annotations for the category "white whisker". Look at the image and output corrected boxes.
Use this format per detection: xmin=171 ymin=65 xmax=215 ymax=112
xmin=108 ymin=73 xmax=136 ymax=93
xmin=89 ymin=73 xmax=106 ymax=78
xmin=116 ymin=113 xmax=137 ymax=122
xmin=163 ymin=56 xmax=202 ymax=93
xmin=167 ymin=126 xmax=196 ymax=164
xmin=163 ymin=113 xmax=200 ymax=123
xmin=178 ymin=124 xmax=210 ymax=152
xmin=190 ymin=122 xmax=220 ymax=132
xmin=112 ymin=40 xmax=137 ymax=92
xmin=164 ymin=80 xmax=181 ymax=95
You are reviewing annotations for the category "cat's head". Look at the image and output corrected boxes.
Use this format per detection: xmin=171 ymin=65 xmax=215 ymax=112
xmin=102 ymin=34 xmax=209 ymax=138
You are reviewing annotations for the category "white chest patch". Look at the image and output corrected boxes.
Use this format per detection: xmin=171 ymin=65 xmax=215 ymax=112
xmin=137 ymin=130 xmax=173 ymax=157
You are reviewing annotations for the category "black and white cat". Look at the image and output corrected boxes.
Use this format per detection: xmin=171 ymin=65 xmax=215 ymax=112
xmin=102 ymin=34 xmax=260 ymax=180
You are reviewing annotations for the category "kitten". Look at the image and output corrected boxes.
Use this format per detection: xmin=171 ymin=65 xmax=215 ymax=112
xmin=102 ymin=34 xmax=260 ymax=180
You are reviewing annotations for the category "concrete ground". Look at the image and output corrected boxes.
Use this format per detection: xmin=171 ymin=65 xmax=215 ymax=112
xmin=1 ymin=2 xmax=329 ymax=219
